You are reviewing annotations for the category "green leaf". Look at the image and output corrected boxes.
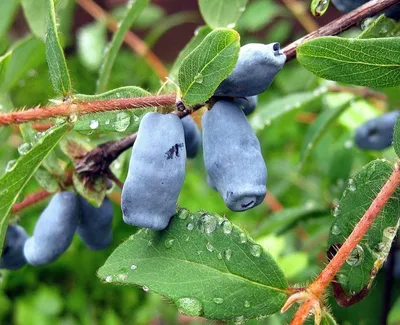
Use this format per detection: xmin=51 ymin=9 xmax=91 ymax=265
xmin=98 ymin=209 xmax=288 ymax=320
xmin=254 ymin=204 xmax=328 ymax=237
xmin=77 ymin=21 xmax=107 ymax=72
xmin=178 ymin=28 xmax=240 ymax=105
xmin=249 ymin=89 xmax=327 ymax=132
xmin=0 ymin=122 xmax=72 ymax=254
xmin=73 ymin=86 xmax=155 ymax=134
xmin=299 ymin=96 xmax=352 ymax=170
xmin=328 ymin=159 xmax=400 ymax=294
xmin=0 ymin=0 xmax=19 ymax=39
xmin=199 ymin=0 xmax=248 ymax=29
xmin=73 ymin=173 xmax=106 ymax=208
xmin=297 ymin=36 xmax=400 ymax=88
xmin=321 ymin=311 xmax=338 ymax=325
xmin=169 ymin=25 xmax=212 ymax=81
xmin=358 ymin=15 xmax=400 ymax=39
xmin=388 ymin=295 xmax=400 ymax=325
xmin=21 ymin=0 xmax=47 ymax=39
xmin=0 ymin=51 xmax=12 ymax=87
xmin=310 ymin=0 xmax=330 ymax=17
xmin=96 ymin=0 xmax=149 ymax=93
xmin=46 ymin=0 xmax=72 ymax=96
xmin=392 ymin=114 xmax=400 ymax=158
xmin=0 ymin=35 xmax=46 ymax=93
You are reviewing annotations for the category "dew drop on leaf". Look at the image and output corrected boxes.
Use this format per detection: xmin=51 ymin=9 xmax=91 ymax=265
xmin=346 ymin=245 xmax=364 ymax=267
xmin=105 ymin=275 xmax=113 ymax=283
xmin=206 ymin=242 xmax=214 ymax=252
xmin=244 ymin=300 xmax=251 ymax=308
xmin=118 ymin=273 xmax=128 ymax=281
xmin=18 ymin=143 xmax=31 ymax=156
xmin=217 ymin=252 xmax=223 ymax=260
xmin=142 ymin=285 xmax=150 ymax=292
xmin=331 ymin=225 xmax=341 ymax=236
xmin=199 ymin=214 xmax=217 ymax=234
xmin=5 ymin=160 xmax=16 ymax=172
xmin=224 ymin=249 xmax=232 ymax=261
xmin=332 ymin=205 xmax=341 ymax=217
xmin=164 ymin=238 xmax=175 ymax=249
xmin=89 ymin=119 xmax=99 ymax=129
xmin=130 ymin=264 xmax=137 ymax=270
xmin=213 ymin=297 xmax=224 ymax=304
xmin=222 ymin=220 xmax=233 ymax=234
xmin=178 ymin=209 xmax=189 ymax=220
xmin=226 ymin=23 xmax=236 ymax=29
xmin=177 ymin=297 xmax=203 ymax=316
xmin=186 ymin=223 xmax=194 ymax=231
xmin=194 ymin=73 xmax=204 ymax=84
xmin=234 ymin=316 xmax=245 ymax=325
xmin=250 ymin=244 xmax=262 ymax=257
xmin=348 ymin=179 xmax=356 ymax=192
xmin=239 ymin=233 xmax=247 ymax=244
xmin=114 ymin=112 xmax=131 ymax=132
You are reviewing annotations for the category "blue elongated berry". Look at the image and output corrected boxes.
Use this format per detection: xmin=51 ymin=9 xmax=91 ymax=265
xmin=331 ymin=0 xmax=400 ymax=20
xmin=355 ymin=111 xmax=399 ymax=150
xmin=202 ymin=100 xmax=267 ymax=211
xmin=233 ymin=96 xmax=258 ymax=116
xmin=77 ymin=197 xmax=113 ymax=250
xmin=24 ymin=192 xmax=80 ymax=266
xmin=182 ymin=115 xmax=201 ymax=158
xmin=122 ymin=112 xmax=186 ymax=230
xmin=0 ymin=225 xmax=28 ymax=270
xmin=214 ymin=43 xmax=286 ymax=97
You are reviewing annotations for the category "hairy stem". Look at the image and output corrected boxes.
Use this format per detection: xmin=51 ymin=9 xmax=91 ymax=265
xmin=0 ymin=94 xmax=176 ymax=126
xmin=77 ymin=0 xmax=168 ymax=80
xmin=283 ymin=0 xmax=400 ymax=61
xmin=288 ymin=163 xmax=400 ymax=324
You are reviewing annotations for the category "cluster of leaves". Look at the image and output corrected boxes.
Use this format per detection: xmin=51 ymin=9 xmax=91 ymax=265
xmin=1 ymin=0 xmax=400 ymax=324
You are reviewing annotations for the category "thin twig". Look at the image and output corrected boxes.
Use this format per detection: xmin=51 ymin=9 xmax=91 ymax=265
xmin=264 ymin=192 xmax=284 ymax=212
xmin=281 ymin=0 xmax=319 ymax=33
xmin=286 ymin=163 xmax=400 ymax=324
xmin=77 ymin=0 xmax=168 ymax=80
xmin=328 ymin=85 xmax=388 ymax=101
xmin=0 ymin=94 xmax=176 ymax=126
xmin=11 ymin=189 xmax=52 ymax=213
xmin=283 ymin=0 xmax=400 ymax=61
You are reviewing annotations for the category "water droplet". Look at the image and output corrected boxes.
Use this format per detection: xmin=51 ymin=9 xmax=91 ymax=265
xmin=332 ymin=205 xmax=341 ymax=217
xmin=206 ymin=242 xmax=214 ymax=252
xmin=118 ymin=273 xmax=128 ymax=281
xmin=177 ymin=297 xmax=203 ymax=316
xmin=105 ymin=119 xmax=110 ymax=125
xmin=234 ymin=316 xmax=245 ymax=325
xmin=250 ymin=244 xmax=262 ymax=257
xmin=217 ymin=252 xmax=223 ymax=260
xmin=165 ymin=238 xmax=175 ymax=249
xmin=344 ymin=140 xmax=353 ymax=149
xmin=178 ymin=209 xmax=189 ymax=220
xmin=222 ymin=220 xmax=233 ymax=234
xmin=348 ymin=179 xmax=356 ymax=192
xmin=244 ymin=300 xmax=251 ymax=308
xmin=18 ymin=142 xmax=31 ymax=156
xmin=213 ymin=297 xmax=224 ymax=304
xmin=89 ymin=119 xmax=99 ymax=129
xmin=68 ymin=112 xmax=78 ymax=123
xmin=346 ymin=245 xmax=364 ymax=267
xmin=226 ymin=23 xmax=236 ymax=28
xmin=361 ymin=17 xmax=375 ymax=30
xmin=239 ymin=233 xmax=247 ymax=244
xmin=224 ymin=249 xmax=232 ymax=261
xmin=114 ymin=112 xmax=131 ymax=132
xmin=331 ymin=225 xmax=342 ymax=236
xmin=105 ymin=275 xmax=113 ymax=283
xmin=199 ymin=214 xmax=217 ymax=234
xmin=314 ymin=0 xmax=329 ymax=16
xmin=186 ymin=223 xmax=194 ymax=231
xmin=142 ymin=285 xmax=150 ymax=292
xmin=239 ymin=6 xmax=246 ymax=12
xmin=130 ymin=264 xmax=137 ymax=270
xmin=194 ymin=73 xmax=203 ymax=83
xmin=5 ymin=160 xmax=16 ymax=172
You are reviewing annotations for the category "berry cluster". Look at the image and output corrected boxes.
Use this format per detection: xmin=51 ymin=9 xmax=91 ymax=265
xmin=0 ymin=192 xmax=113 ymax=270
xmin=355 ymin=111 xmax=399 ymax=150
xmin=331 ymin=0 xmax=400 ymax=20
xmin=122 ymin=43 xmax=285 ymax=230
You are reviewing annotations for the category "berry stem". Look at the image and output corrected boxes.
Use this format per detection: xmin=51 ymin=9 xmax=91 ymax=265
xmin=283 ymin=0 xmax=400 ymax=61
xmin=11 ymin=189 xmax=52 ymax=213
xmin=287 ymin=163 xmax=400 ymax=325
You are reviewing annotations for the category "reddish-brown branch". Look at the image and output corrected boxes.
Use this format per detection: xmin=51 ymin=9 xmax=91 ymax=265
xmin=264 ymin=191 xmax=284 ymax=212
xmin=12 ymin=189 xmax=52 ymax=213
xmin=77 ymin=0 xmax=168 ymax=80
xmin=0 ymin=94 xmax=176 ymax=126
xmin=287 ymin=163 xmax=400 ymax=325
xmin=283 ymin=0 xmax=400 ymax=61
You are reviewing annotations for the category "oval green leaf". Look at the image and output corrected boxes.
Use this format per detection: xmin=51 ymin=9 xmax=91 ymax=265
xmin=199 ymin=0 xmax=248 ymax=29
xmin=98 ymin=209 xmax=288 ymax=320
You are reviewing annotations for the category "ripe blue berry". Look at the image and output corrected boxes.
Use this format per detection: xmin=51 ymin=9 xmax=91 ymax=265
xmin=122 ymin=113 xmax=186 ymax=230
xmin=331 ymin=0 xmax=400 ymax=20
xmin=355 ymin=111 xmax=399 ymax=150
xmin=202 ymin=100 xmax=267 ymax=211
xmin=233 ymin=96 xmax=258 ymax=116
xmin=0 ymin=225 xmax=28 ymax=270
xmin=77 ymin=197 xmax=113 ymax=250
xmin=182 ymin=115 xmax=201 ymax=159
xmin=24 ymin=192 xmax=80 ymax=266
xmin=214 ymin=43 xmax=286 ymax=97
